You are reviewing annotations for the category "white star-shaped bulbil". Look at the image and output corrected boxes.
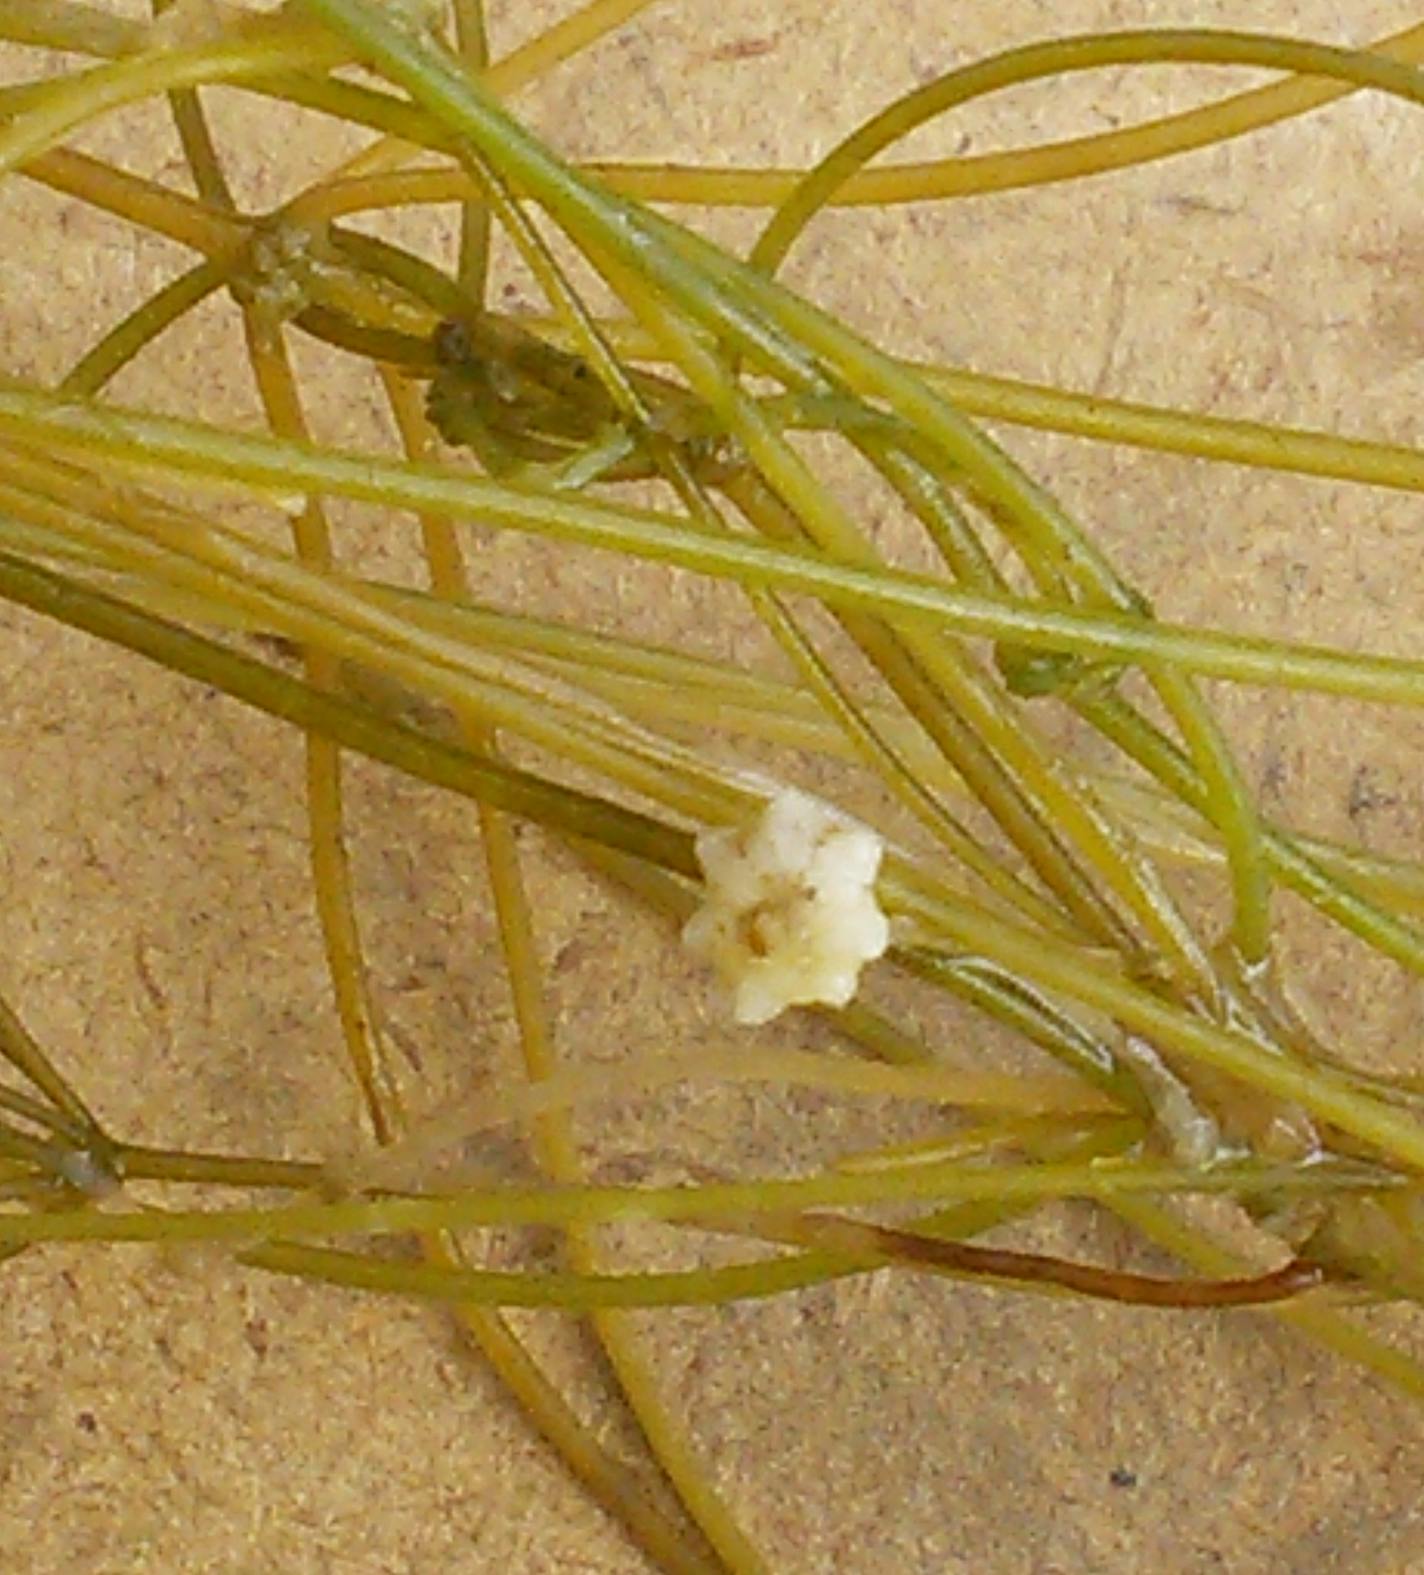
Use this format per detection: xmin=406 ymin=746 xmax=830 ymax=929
xmin=682 ymin=789 xmax=890 ymax=1025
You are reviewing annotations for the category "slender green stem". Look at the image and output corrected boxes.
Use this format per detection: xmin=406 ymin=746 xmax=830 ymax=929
xmin=60 ymin=260 xmax=228 ymax=394
xmin=24 ymin=145 xmax=246 ymax=254
xmin=116 ymin=1143 xmax=323 ymax=1190
xmin=750 ymin=30 xmax=1424 ymax=273
xmin=0 ymin=1155 xmax=1391 ymax=1247
xmin=451 ymin=0 xmax=491 ymax=298
xmin=587 ymin=19 xmax=1424 ymax=207
xmin=1078 ymin=693 xmax=1424 ymax=979
xmin=0 ymin=991 xmax=98 ymax=1132
xmin=0 ymin=27 xmax=351 ymax=179
xmin=6 ymin=388 xmax=1424 ymax=708
xmin=892 ymin=926 xmax=1424 ymax=1172
xmin=245 ymin=1238 xmax=850 ymax=1308
xmin=0 ymin=551 xmax=696 ymax=873
xmin=916 ymin=365 xmax=1424 ymax=496
xmin=0 ymin=0 xmax=145 ymax=57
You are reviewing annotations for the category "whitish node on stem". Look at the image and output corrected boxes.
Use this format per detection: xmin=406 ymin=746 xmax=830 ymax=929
xmin=682 ymin=789 xmax=890 ymax=1025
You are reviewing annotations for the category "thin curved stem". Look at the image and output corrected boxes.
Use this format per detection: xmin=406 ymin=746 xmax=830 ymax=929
xmin=61 ymin=259 xmax=227 ymax=394
xmin=749 ymin=29 xmax=1424 ymax=273
xmin=0 ymin=27 xmax=350 ymax=179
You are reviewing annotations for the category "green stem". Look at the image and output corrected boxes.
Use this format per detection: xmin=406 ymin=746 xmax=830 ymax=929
xmin=0 ymin=26 xmax=351 ymax=178
xmin=244 ymin=1238 xmax=851 ymax=1308
xmin=0 ymin=990 xmax=98 ymax=1131
xmin=0 ymin=0 xmax=145 ymax=57
xmin=0 ymin=1155 xmax=1390 ymax=1247
xmin=61 ymin=259 xmax=227 ymax=394
xmin=6 ymin=388 xmax=1424 ymax=708
xmin=750 ymin=30 xmax=1424 ymax=272
xmin=0 ymin=551 xmax=697 ymax=875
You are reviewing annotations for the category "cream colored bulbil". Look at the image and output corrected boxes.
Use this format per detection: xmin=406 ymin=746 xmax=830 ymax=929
xmin=683 ymin=789 xmax=890 ymax=1026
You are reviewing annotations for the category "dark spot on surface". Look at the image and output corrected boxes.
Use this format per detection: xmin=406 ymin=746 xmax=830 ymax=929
xmin=1109 ymin=1466 xmax=1138 ymax=1489
xmin=1348 ymin=765 xmax=1397 ymax=821
xmin=707 ymin=34 xmax=780 ymax=62
xmin=1259 ymin=745 xmax=1287 ymax=798
xmin=554 ymin=935 xmax=595 ymax=976
xmin=76 ymin=1411 xmax=97 ymax=1434
xmin=244 ymin=1316 xmax=270 ymax=1357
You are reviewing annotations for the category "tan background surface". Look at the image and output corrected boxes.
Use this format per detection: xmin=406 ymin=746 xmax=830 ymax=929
xmin=5 ymin=2 xmax=1424 ymax=1571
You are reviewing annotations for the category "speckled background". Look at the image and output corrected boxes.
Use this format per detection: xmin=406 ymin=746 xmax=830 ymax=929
xmin=5 ymin=3 xmax=1424 ymax=1571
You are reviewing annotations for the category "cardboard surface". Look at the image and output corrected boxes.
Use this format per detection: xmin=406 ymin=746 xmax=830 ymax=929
xmin=5 ymin=3 xmax=1424 ymax=1571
